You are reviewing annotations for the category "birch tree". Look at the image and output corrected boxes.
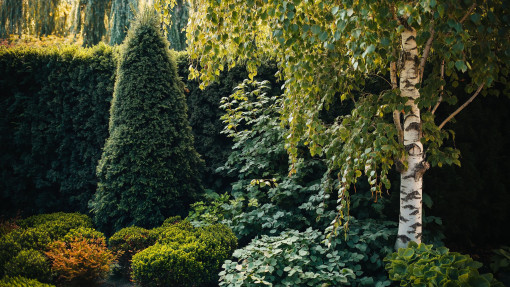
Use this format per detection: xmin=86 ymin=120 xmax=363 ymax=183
xmin=179 ymin=0 xmax=510 ymax=249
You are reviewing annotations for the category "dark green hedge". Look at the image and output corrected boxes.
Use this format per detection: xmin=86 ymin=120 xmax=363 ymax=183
xmin=0 ymin=44 xmax=277 ymax=219
xmin=0 ymin=44 xmax=117 ymax=216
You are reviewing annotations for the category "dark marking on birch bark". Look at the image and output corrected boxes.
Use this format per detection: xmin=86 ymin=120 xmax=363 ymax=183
xmin=405 ymin=122 xmax=421 ymax=132
xmin=416 ymin=233 xmax=422 ymax=240
xmin=410 ymin=209 xmax=419 ymax=215
xmin=397 ymin=235 xmax=411 ymax=244
xmin=410 ymin=222 xmax=422 ymax=229
xmin=399 ymin=215 xmax=409 ymax=223
xmin=404 ymin=113 xmax=419 ymax=121
xmin=403 ymin=204 xmax=417 ymax=210
xmin=405 ymin=143 xmax=422 ymax=155
xmin=414 ymin=161 xmax=430 ymax=181
xmin=403 ymin=190 xmax=421 ymax=202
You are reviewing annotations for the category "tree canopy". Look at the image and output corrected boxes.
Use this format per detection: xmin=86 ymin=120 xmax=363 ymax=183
xmin=183 ymin=0 xmax=510 ymax=247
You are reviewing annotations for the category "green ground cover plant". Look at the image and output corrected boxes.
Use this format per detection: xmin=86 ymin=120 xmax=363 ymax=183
xmin=385 ymin=242 xmax=503 ymax=286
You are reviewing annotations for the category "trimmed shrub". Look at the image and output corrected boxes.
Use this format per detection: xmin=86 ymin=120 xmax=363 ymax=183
xmin=45 ymin=237 xmax=117 ymax=286
xmin=131 ymin=243 xmax=204 ymax=287
xmin=4 ymin=249 xmax=52 ymax=283
xmin=90 ymin=8 xmax=203 ymax=235
xmin=0 ymin=276 xmax=55 ymax=287
xmin=0 ymin=227 xmax=51 ymax=271
xmin=384 ymin=241 xmax=504 ymax=286
xmin=131 ymin=221 xmax=237 ymax=287
xmin=19 ymin=212 xmax=93 ymax=240
xmin=63 ymin=227 xmax=106 ymax=242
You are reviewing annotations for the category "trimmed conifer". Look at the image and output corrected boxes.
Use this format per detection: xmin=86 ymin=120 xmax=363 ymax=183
xmin=90 ymin=9 xmax=203 ymax=235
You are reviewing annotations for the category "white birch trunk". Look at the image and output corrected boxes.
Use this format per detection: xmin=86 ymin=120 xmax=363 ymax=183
xmin=395 ymin=28 xmax=430 ymax=250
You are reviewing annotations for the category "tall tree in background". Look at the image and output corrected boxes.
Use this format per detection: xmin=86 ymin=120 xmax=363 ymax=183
xmin=82 ymin=0 xmax=108 ymax=46
xmin=184 ymin=0 xmax=509 ymax=249
xmin=108 ymin=0 xmax=138 ymax=45
xmin=0 ymin=0 xmax=23 ymax=37
xmin=1 ymin=0 xmax=188 ymax=49
xmin=90 ymin=8 xmax=203 ymax=235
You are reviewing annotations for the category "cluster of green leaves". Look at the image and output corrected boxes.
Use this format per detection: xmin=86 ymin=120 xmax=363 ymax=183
xmin=220 ymin=228 xmax=355 ymax=287
xmin=220 ymin=218 xmax=396 ymax=287
xmin=131 ymin=220 xmax=237 ymax=287
xmin=175 ymin=53 xmax=279 ymax=192
xmin=90 ymin=9 xmax=203 ymax=235
xmin=384 ymin=242 xmax=503 ymax=286
xmin=0 ymin=44 xmax=117 ymax=216
xmin=187 ymin=79 xmax=336 ymax=244
xmin=490 ymin=246 xmax=510 ymax=275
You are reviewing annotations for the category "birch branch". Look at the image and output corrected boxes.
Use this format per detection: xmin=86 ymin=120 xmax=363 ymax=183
xmin=460 ymin=3 xmax=477 ymax=24
xmin=419 ymin=22 xmax=435 ymax=83
xmin=438 ymin=82 xmax=485 ymax=130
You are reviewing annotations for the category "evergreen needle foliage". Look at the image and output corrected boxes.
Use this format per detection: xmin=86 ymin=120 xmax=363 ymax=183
xmin=90 ymin=8 xmax=203 ymax=235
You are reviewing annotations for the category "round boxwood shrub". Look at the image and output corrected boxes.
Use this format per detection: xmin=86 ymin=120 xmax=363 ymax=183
xmin=19 ymin=212 xmax=93 ymax=240
xmin=63 ymin=227 xmax=106 ymax=242
xmin=0 ymin=227 xmax=52 ymax=273
xmin=90 ymin=7 xmax=203 ymax=235
xmin=132 ymin=243 xmax=204 ymax=287
xmin=131 ymin=221 xmax=237 ymax=287
xmin=4 ymin=249 xmax=52 ymax=283
xmin=0 ymin=276 xmax=55 ymax=287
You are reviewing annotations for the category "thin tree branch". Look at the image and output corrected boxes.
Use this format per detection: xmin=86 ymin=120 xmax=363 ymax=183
xmin=431 ymin=60 xmax=444 ymax=114
xmin=419 ymin=21 xmax=435 ymax=83
xmin=460 ymin=3 xmax=477 ymax=24
xmin=438 ymin=81 xmax=485 ymax=130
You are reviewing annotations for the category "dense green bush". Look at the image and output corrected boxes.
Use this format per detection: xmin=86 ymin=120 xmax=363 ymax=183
xmin=132 ymin=243 xmax=204 ymax=287
xmin=0 ymin=276 xmax=56 ymax=287
xmin=220 ymin=228 xmax=355 ymax=286
xmin=0 ymin=44 xmax=117 ymax=216
xmin=63 ymin=227 xmax=105 ymax=242
xmin=220 ymin=218 xmax=395 ymax=287
xmin=384 ymin=241 xmax=503 ymax=286
xmin=19 ymin=212 xmax=93 ymax=240
xmin=90 ymin=9 xmax=203 ymax=235
xmin=0 ymin=227 xmax=51 ymax=272
xmin=187 ymin=80 xmax=336 ymax=245
xmin=131 ymin=221 xmax=237 ymax=287
xmin=4 ymin=249 xmax=52 ymax=283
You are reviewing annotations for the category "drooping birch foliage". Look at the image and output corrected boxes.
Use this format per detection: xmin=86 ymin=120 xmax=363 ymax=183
xmin=183 ymin=0 xmax=509 ymax=248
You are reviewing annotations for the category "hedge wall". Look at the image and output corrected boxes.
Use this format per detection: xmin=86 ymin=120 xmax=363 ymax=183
xmin=0 ymin=44 xmax=117 ymax=216
xmin=0 ymin=44 xmax=277 ymax=217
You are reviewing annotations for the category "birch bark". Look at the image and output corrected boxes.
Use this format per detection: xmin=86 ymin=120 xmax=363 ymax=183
xmin=395 ymin=28 xmax=430 ymax=250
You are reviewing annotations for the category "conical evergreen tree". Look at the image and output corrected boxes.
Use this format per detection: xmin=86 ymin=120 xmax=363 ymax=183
xmin=90 ymin=8 xmax=203 ymax=235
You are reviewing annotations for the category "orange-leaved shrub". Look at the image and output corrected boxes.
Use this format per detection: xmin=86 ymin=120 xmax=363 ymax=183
xmin=45 ymin=236 xmax=117 ymax=286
